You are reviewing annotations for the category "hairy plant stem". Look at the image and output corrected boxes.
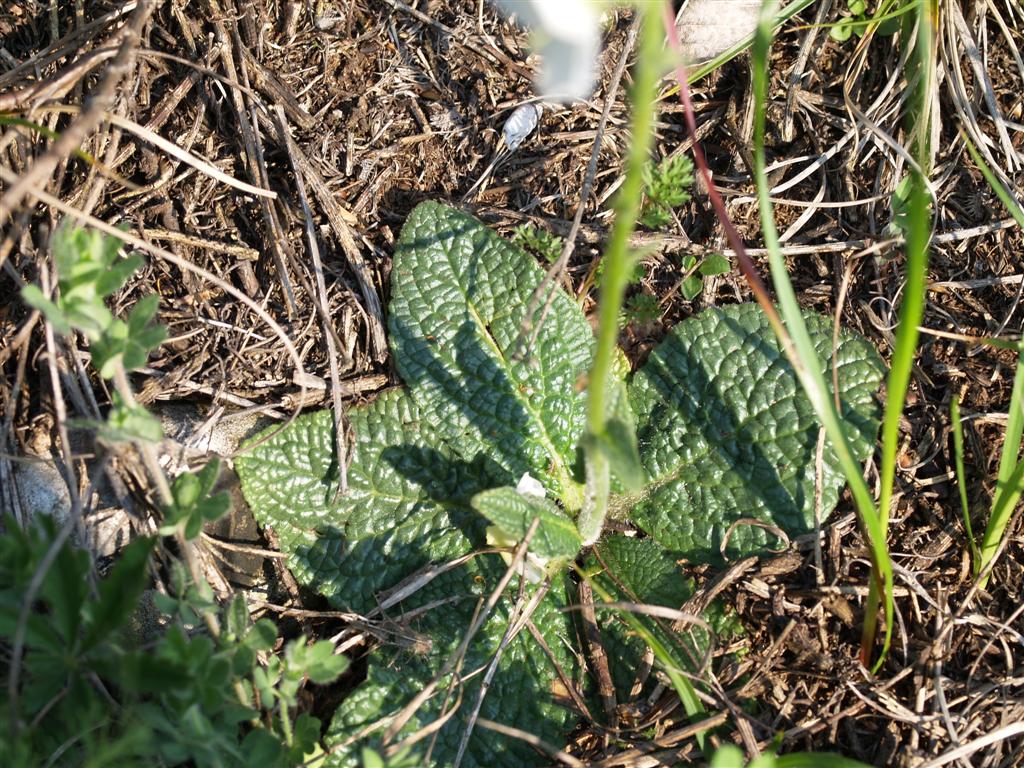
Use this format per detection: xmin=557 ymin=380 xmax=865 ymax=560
xmin=578 ymin=450 xmax=609 ymax=546
xmin=578 ymin=6 xmax=661 ymax=546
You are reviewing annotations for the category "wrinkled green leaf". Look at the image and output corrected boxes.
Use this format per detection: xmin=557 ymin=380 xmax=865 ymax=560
xmin=238 ymin=204 xmax=883 ymax=767
xmin=389 ymin=201 xmax=593 ymax=500
xmin=624 ymin=303 xmax=883 ymax=562
xmin=471 ymin=486 xmax=581 ymax=560
xmin=324 ymin=563 xmax=576 ymax=768
xmin=237 ymin=204 xmax=593 ymax=766
xmin=238 ymin=390 xmax=490 ymax=609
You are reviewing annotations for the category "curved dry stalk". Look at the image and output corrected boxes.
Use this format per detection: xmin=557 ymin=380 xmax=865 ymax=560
xmin=451 ymin=580 xmax=550 ymax=768
xmin=0 ymin=0 xmax=155 ymax=222
xmin=0 ymin=165 xmax=310 ymax=455
xmin=23 ymin=104 xmax=277 ymax=199
xmin=475 ymin=718 xmax=586 ymax=767
xmin=919 ymin=722 xmax=1024 ymax=768
xmin=381 ymin=519 xmax=541 ymax=744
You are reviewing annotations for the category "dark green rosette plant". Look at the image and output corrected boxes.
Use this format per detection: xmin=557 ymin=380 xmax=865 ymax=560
xmin=237 ymin=202 xmax=884 ymax=767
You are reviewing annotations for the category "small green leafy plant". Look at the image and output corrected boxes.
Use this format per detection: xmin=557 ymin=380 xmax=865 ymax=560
xmin=160 ymin=457 xmax=233 ymax=539
xmin=829 ymin=0 xmax=901 ymax=42
xmin=22 ymin=223 xmax=166 ymax=381
xmin=236 ymin=202 xmax=884 ymax=766
xmin=640 ymin=152 xmax=694 ymax=228
xmin=22 ymin=221 xmax=166 ymax=443
xmin=8 ymin=222 xmax=349 ymax=765
xmin=623 ymin=292 xmax=661 ymax=324
xmin=0 ymin=515 xmax=348 ymax=767
xmin=511 ymin=223 xmax=563 ymax=264
xmin=679 ymin=252 xmax=731 ymax=301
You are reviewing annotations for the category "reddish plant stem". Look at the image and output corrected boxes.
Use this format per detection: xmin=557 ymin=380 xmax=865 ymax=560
xmin=658 ymin=3 xmax=784 ymax=337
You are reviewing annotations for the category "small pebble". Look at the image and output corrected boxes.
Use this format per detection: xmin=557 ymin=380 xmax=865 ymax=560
xmin=503 ymin=102 xmax=543 ymax=152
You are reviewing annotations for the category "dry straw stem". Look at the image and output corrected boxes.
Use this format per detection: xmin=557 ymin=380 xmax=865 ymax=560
xmin=0 ymin=165 xmax=310 ymax=455
xmin=381 ymin=519 xmax=541 ymax=744
xmin=32 ymin=104 xmax=277 ymax=198
xmin=0 ymin=0 xmax=154 ymax=222
xmin=475 ymin=718 xmax=586 ymax=767
xmin=452 ymin=581 xmax=550 ymax=768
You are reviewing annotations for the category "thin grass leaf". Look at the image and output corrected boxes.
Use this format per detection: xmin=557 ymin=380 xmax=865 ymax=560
xmin=954 ymin=132 xmax=1024 ymax=585
xmin=981 ymin=453 xmax=1024 ymax=580
xmin=750 ymin=0 xmax=895 ymax=670
xmin=949 ymin=397 xmax=979 ymax=565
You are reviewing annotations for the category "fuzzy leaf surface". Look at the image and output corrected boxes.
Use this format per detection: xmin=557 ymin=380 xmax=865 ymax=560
xmin=236 ymin=204 xmax=591 ymax=766
xmin=625 ymin=303 xmax=884 ymax=562
xmin=237 ymin=206 xmax=885 ymax=766
xmin=237 ymin=393 xmax=576 ymax=767
xmin=472 ymin=486 xmax=581 ymax=559
xmin=389 ymin=201 xmax=594 ymax=498
xmin=324 ymin=563 xmax=577 ymax=768
xmin=237 ymin=390 xmax=494 ymax=612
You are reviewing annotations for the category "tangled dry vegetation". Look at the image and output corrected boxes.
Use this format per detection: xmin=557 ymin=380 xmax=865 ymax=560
xmin=1 ymin=0 xmax=1023 ymax=765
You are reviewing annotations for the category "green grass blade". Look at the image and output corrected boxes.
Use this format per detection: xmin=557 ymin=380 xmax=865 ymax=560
xmin=980 ymin=453 xmax=1024 ymax=581
xmin=949 ymin=397 xmax=978 ymax=564
xmin=877 ymin=26 xmax=932 ymax=535
xmin=582 ymin=570 xmax=707 ymax=748
xmin=990 ymin=357 xmax=1023 ymax=518
xmin=750 ymin=0 xmax=895 ymax=670
xmin=960 ymin=134 xmax=1024 ymax=585
xmin=977 ymin=349 xmax=1024 ymax=584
